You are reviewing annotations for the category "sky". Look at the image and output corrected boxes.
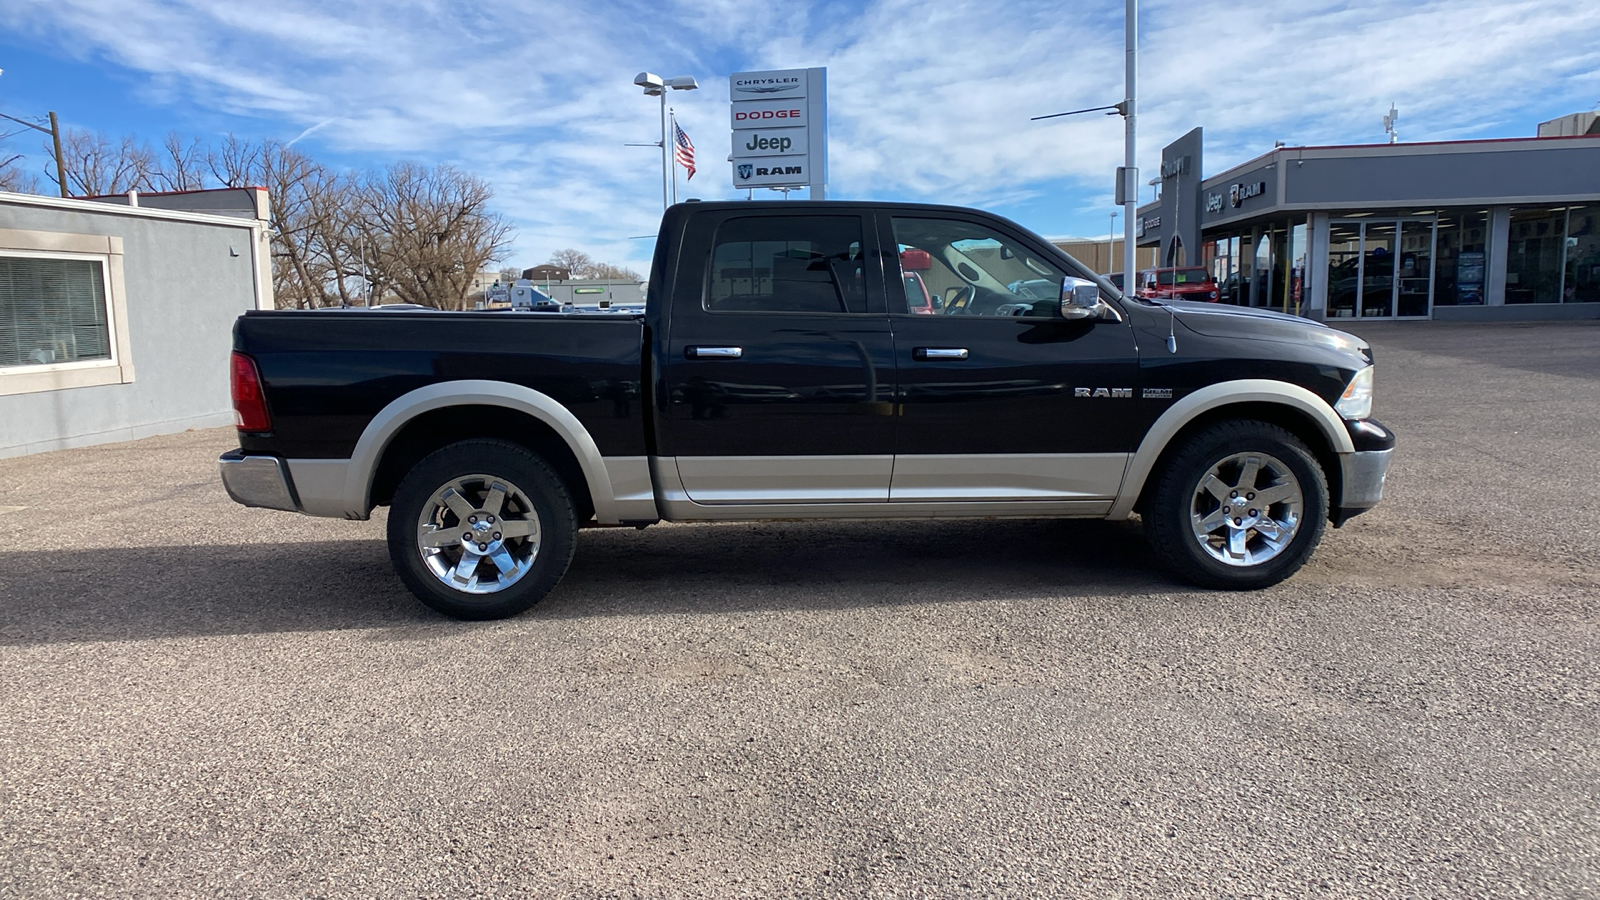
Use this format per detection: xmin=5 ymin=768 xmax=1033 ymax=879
xmin=2 ymin=0 xmax=1598 ymax=274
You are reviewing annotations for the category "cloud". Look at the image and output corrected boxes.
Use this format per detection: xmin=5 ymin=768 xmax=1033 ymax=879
xmin=3 ymin=0 xmax=1597 ymax=271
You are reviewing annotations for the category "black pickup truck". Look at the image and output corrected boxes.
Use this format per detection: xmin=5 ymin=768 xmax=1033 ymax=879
xmin=221 ymin=201 xmax=1393 ymax=619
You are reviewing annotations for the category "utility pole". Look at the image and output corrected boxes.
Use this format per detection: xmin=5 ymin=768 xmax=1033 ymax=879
xmin=0 ymin=108 xmax=69 ymax=197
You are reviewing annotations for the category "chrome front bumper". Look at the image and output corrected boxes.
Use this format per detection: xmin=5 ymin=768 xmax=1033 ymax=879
xmin=1339 ymin=448 xmax=1392 ymax=510
xmin=219 ymin=451 xmax=300 ymax=512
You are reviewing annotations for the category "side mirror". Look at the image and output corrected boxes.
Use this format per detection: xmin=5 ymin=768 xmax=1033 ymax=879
xmin=1059 ymin=276 xmax=1101 ymax=320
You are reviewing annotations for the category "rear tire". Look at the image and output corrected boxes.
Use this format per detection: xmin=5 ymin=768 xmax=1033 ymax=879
xmin=387 ymin=439 xmax=577 ymax=620
xmin=1144 ymin=420 xmax=1328 ymax=590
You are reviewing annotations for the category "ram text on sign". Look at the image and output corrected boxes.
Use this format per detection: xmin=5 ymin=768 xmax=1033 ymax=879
xmin=731 ymin=98 xmax=809 ymax=130
xmin=1229 ymin=181 xmax=1266 ymax=207
xmin=734 ymin=160 xmax=808 ymax=188
xmin=731 ymin=127 xmax=807 ymax=159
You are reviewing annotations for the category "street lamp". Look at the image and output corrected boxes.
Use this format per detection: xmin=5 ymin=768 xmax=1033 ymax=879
xmin=632 ymin=72 xmax=697 ymax=211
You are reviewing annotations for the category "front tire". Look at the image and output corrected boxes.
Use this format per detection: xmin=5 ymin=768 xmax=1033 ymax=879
xmin=387 ymin=440 xmax=577 ymax=620
xmin=1144 ymin=420 xmax=1328 ymax=590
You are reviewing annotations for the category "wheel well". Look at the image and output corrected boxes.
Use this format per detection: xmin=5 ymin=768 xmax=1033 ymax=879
xmin=368 ymin=405 xmax=596 ymax=522
xmin=1133 ymin=402 xmax=1343 ymax=517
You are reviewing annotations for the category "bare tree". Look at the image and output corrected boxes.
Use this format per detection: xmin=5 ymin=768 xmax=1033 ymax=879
xmin=54 ymin=129 xmax=157 ymax=196
xmin=585 ymin=262 xmax=642 ymax=280
xmin=206 ymin=135 xmax=340 ymax=307
xmin=546 ymin=249 xmax=638 ymax=281
xmin=154 ymin=132 xmax=210 ymax=191
xmin=0 ymin=151 xmax=41 ymax=193
xmin=360 ymin=162 xmax=514 ymax=309
xmin=207 ymin=133 xmax=258 ymax=188
xmin=498 ymin=266 xmax=521 ymax=283
xmin=546 ymin=248 xmax=594 ymax=274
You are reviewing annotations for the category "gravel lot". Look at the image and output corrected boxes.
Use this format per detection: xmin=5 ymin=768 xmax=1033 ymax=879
xmin=1 ymin=321 xmax=1597 ymax=898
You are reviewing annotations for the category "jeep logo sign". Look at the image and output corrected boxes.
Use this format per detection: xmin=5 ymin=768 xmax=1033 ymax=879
xmin=745 ymin=133 xmax=793 ymax=152
xmin=731 ymin=127 xmax=806 ymax=160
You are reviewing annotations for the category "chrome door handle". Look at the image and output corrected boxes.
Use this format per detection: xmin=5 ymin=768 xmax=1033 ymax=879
xmin=686 ymin=346 xmax=743 ymax=359
xmin=914 ymin=347 xmax=969 ymax=360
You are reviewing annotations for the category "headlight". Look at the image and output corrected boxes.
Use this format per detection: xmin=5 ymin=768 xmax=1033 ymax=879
xmin=1336 ymin=366 xmax=1373 ymax=420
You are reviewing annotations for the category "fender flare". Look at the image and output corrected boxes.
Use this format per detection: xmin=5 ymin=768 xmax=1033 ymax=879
xmin=344 ymin=380 xmax=618 ymax=523
xmin=1107 ymin=379 xmax=1353 ymax=519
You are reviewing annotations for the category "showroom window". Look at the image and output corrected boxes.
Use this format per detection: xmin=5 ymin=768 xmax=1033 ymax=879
xmin=0 ymin=254 xmax=113 ymax=369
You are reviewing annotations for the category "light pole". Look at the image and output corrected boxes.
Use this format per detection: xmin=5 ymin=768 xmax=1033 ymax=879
xmin=632 ymin=72 xmax=697 ymax=212
xmin=1028 ymin=2 xmax=1137 ymax=280
xmin=1122 ymin=0 xmax=1138 ymax=282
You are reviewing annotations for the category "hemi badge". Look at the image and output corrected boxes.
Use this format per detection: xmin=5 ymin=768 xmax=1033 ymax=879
xmin=1143 ymin=388 xmax=1173 ymax=399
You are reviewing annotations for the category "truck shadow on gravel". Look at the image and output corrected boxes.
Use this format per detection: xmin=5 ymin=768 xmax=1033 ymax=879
xmin=0 ymin=519 xmax=1173 ymax=645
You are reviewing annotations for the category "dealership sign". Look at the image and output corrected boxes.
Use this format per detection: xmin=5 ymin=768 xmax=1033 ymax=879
xmin=1229 ymin=181 xmax=1266 ymax=207
xmin=729 ymin=67 xmax=826 ymax=194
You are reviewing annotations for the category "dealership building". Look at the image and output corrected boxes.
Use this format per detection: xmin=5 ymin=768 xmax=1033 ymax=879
xmin=1136 ymin=113 xmax=1600 ymax=321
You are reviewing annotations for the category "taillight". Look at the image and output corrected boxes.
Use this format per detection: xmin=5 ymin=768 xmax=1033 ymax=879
xmin=230 ymin=351 xmax=272 ymax=432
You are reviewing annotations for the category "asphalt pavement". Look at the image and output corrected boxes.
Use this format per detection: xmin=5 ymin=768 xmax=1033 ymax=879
xmin=1 ymin=320 xmax=1597 ymax=898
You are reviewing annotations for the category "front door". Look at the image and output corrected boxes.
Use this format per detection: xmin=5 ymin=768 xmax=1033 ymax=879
xmin=1328 ymin=218 xmax=1436 ymax=320
xmin=661 ymin=210 xmax=897 ymax=503
xmin=882 ymin=213 xmax=1142 ymax=502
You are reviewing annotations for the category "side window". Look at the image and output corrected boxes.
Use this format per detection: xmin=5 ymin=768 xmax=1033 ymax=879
xmin=707 ymin=215 xmax=866 ymax=313
xmin=890 ymin=217 xmax=1065 ymax=317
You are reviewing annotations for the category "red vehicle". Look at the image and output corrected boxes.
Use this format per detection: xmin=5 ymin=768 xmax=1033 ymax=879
xmin=1139 ymin=266 xmax=1220 ymax=302
xmin=900 ymin=248 xmax=937 ymax=314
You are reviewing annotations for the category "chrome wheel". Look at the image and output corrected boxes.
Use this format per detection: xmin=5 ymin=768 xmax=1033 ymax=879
xmin=1189 ymin=451 xmax=1304 ymax=568
xmin=415 ymin=474 xmax=542 ymax=594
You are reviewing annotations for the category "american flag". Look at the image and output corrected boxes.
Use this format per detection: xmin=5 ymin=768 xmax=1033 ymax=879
xmin=673 ymin=122 xmax=695 ymax=181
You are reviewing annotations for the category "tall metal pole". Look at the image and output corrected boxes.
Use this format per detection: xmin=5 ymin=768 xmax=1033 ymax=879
xmin=669 ymin=107 xmax=678 ymax=206
xmin=659 ymin=92 xmax=670 ymax=211
xmin=1122 ymin=0 xmax=1138 ymax=281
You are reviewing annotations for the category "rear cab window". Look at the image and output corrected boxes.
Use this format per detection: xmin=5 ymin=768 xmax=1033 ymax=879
xmin=706 ymin=216 xmax=868 ymax=314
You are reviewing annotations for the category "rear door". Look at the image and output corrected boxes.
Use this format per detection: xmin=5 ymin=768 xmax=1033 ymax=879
xmin=660 ymin=209 xmax=896 ymax=503
xmin=881 ymin=212 xmax=1142 ymax=502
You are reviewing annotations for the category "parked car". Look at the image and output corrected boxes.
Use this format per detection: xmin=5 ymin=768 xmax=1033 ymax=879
xmin=221 ymin=200 xmax=1392 ymax=619
xmin=1140 ymin=266 xmax=1221 ymax=302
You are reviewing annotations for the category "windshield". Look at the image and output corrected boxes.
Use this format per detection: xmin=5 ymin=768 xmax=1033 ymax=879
xmin=1155 ymin=268 xmax=1211 ymax=285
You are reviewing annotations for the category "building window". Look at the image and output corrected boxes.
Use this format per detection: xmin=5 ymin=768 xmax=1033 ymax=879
xmin=0 ymin=230 xmax=133 ymax=397
xmin=1432 ymin=210 xmax=1489 ymax=306
xmin=1506 ymin=207 xmax=1569 ymax=304
xmin=0 ymin=255 xmax=112 ymax=369
xmin=1567 ymin=206 xmax=1600 ymax=304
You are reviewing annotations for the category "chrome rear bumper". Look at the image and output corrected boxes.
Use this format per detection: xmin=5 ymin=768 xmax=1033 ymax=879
xmin=219 ymin=451 xmax=300 ymax=512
